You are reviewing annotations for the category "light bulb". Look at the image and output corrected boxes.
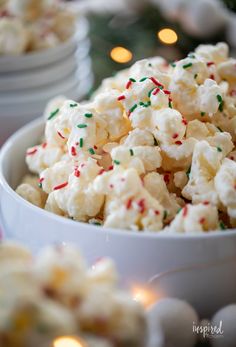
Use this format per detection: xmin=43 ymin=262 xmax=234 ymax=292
xmin=158 ymin=28 xmax=178 ymax=44
xmin=110 ymin=46 xmax=133 ymax=63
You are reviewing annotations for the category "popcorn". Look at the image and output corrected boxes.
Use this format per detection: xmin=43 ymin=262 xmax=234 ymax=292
xmin=0 ymin=0 xmax=76 ymax=55
xmin=16 ymin=42 xmax=236 ymax=233
xmin=0 ymin=242 xmax=146 ymax=347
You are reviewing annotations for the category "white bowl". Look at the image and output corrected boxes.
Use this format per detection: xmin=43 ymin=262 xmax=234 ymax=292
xmin=1 ymin=119 xmax=236 ymax=317
xmin=0 ymin=17 xmax=89 ymax=73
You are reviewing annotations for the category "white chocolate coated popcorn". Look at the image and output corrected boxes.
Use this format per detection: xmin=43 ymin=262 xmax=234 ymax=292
xmin=17 ymin=42 xmax=236 ymax=233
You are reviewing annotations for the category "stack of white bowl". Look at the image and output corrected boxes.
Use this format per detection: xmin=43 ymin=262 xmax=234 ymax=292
xmin=0 ymin=17 xmax=93 ymax=145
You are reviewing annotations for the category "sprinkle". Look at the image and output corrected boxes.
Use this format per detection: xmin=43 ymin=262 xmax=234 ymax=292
xmin=42 ymin=142 xmax=47 ymax=149
xmin=154 ymin=210 xmax=160 ymax=215
xmin=183 ymin=205 xmax=188 ymax=217
xmin=126 ymin=78 xmax=136 ymax=89
xmin=217 ymin=94 xmax=223 ymax=102
xmin=57 ymin=131 xmax=65 ymax=139
xmin=175 ymin=140 xmax=182 ymax=145
xmin=209 ymin=74 xmax=215 ymax=80
xmin=139 ymin=77 xmax=148 ymax=82
xmin=109 ymin=184 xmax=114 ymax=189
xmin=71 ymin=146 xmax=77 ymax=156
xmin=188 ymin=54 xmax=195 ymax=59
xmin=170 ymin=62 xmax=176 ymax=67
xmin=182 ymin=118 xmax=188 ymax=125
xmin=79 ymin=138 xmax=83 ymax=148
xmin=203 ymin=201 xmax=210 ymax=205
xmin=77 ymin=124 xmax=87 ymax=128
xmin=98 ymin=169 xmax=105 ymax=175
xmin=53 ymin=182 xmax=68 ymax=191
xmin=114 ymin=160 xmax=120 ymax=165
xmin=140 ymin=101 xmax=151 ymax=108
xmin=129 ymin=78 xmax=136 ymax=82
xmin=126 ymin=198 xmax=133 ymax=210
xmin=217 ymin=126 xmax=223 ymax=132
xmin=137 ymin=199 xmax=146 ymax=214
xmin=129 ymin=149 xmax=134 ymax=156
xmin=217 ymin=147 xmax=222 ymax=152
xmin=163 ymin=210 xmax=168 ymax=220
xmin=148 ymin=88 xmax=156 ymax=97
xmin=88 ymin=148 xmax=95 ymax=155
xmin=217 ymin=95 xmax=224 ymax=112
xmin=152 ymin=88 xmax=160 ymax=96
xmin=117 ymin=95 xmax=126 ymax=101
xmin=163 ymin=89 xmax=171 ymax=95
xmin=48 ymin=108 xmax=59 ymax=120
xmin=149 ymin=77 xmax=163 ymax=87
xmin=38 ymin=177 xmax=44 ymax=189
xmin=219 ymin=221 xmax=226 ymax=230
xmin=93 ymin=222 xmax=102 ymax=226
xmin=183 ymin=63 xmax=193 ymax=69
xmin=84 ymin=113 xmax=93 ymax=118
xmin=129 ymin=104 xmax=138 ymax=115
xmin=148 ymin=63 xmax=152 ymax=67
xmin=200 ymin=111 xmax=206 ymax=117
xmin=172 ymin=133 xmax=178 ymax=139
xmin=94 ymin=145 xmax=98 ymax=150
xmin=108 ymin=165 xmax=114 ymax=171
xmin=207 ymin=61 xmax=215 ymax=67
xmin=177 ymin=208 xmax=182 ymax=214
xmin=186 ymin=166 xmax=191 ymax=178
xmin=70 ymin=103 xmax=78 ymax=108
xmin=168 ymin=100 xmax=172 ymax=108
xmin=194 ymin=74 xmax=198 ymax=79
xmin=74 ymin=168 xmax=80 ymax=177
xmin=164 ymin=174 xmax=170 ymax=184
xmin=199 ymin=217 xmax=205 ymax=224
xmin=27 ymin=148 xmax=37 ymax=156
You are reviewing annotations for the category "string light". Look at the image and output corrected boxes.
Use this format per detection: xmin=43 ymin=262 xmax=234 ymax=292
xmin=110 ymin=46 xmax=133 ymax=63
xmin=157 ymin=28 xmax=178 ymax=44
xmin=131 ymin=285 xmax=158 ymax=309
xmin=53 ymin=336 xmax=86 ymax=347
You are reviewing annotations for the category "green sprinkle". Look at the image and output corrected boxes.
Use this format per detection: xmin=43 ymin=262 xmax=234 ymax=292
xmin=219 ymin=102 xmax=224 ymax=112
xmin=130 ymin=149 xmax=134 ymax=156
xmin=140 ymin=101 xmax=151 ymax=108
xmin=79 ymin=138 xmax=83 ymax=148
xmin=183 ymin=63 xmax=193 ymax=69
xmin=48 ymin=108 xmax=59 ymax=120
xmin=217 ymin=146 xmax=222 ymax=152
xmin=148 ymin=88 xmax=156 ymax=98
xmin=70 ymin=103 xmax=78 ymax=108
xmin=163 ymin=210 xmax=168 ymax=220
xmin=129 ymin=104 xmax=138 ymax=113
xmin=114 ymin=160 xmax=120 ymax=165
xmin=194 ymin=73 xmax=198 ymax=79
xmin=168 ymin=100 xmax=172 ymax=108
xmin=88 ymin=148 xmax=95 ymax=155
xmin=139 ymin=77 xmax=148 ymax=82
xmin=219 ymin=221 xmax=226 ymax=230
xmin=200 ymin=112 xmax=206 ymax=117
xmin=38 ymin=183 xmax=42 ymax=189
xmin=129 ymin=78 xmax=136 ymax=82
xmin=217 ymin=94 xmax=223 ymax=103
xmin=148 ymin=63 xmax=152 ymax=67
xmin=188 ymin=54 xmax=195 ymax=59
xmin=93 ymin=222 xmax=102 ymax=226
xmin=217 ymin=126 xmax=223 ymax=132
xmin=170 ymin=62 xmax=176 ymax=67
xmin=77 ymin=124 xmax=87 ymax=128
xmin=177 ymin=208 xmax=182 ymax=214
xmin=186 ymin=166 xmax=191 ymax=178
xmin=84 ymin=113 xmax=93 ymax=118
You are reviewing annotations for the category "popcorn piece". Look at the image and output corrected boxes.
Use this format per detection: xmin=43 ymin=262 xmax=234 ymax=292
xmin=0 ymin=18 xmax=29 ymax=55
xmin=195 ymin=42 xmax=229 ymax=65
xmin=164 ymin=203 xmax=219 ymax=233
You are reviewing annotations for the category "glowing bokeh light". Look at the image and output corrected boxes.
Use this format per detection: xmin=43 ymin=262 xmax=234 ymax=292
xmin=131 ymin=285 xmax=158 ymax=309
xmin=158 ymin=28 xmax=178 ymax=44
xmin=110 ymin=46 xmax=133 ymax=63
xmin=53 ymin=336 xmax=86 ymax=347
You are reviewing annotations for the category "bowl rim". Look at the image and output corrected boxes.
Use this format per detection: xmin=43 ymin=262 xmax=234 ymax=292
xmin=1 ymin=118 xmax=236 ymax=240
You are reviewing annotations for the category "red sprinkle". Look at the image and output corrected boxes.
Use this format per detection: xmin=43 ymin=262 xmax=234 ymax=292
xmin=57 ymin=131 xmax=65 ymax=139
xmin=183 ymin=206 xmax=188 ymax=217
xmin=42 ymin=142 xmax=47 ymax=149
xmin=126 ymin=80 xmax=132 ymax=89
xmin=126 ymin=198 xmax=133 ymax=210
xmin=127 ymin=110 xmax=131 ymax=118
xmin=27 ymin=148 xmax=37 ymax=156
xmin=175 ymin=140 xmax=182 ymax=145
xmin=53 ymin=182 xmax=68 ymax=191
xmin=163 ymin=89 xmax=171 ymax=95
xmin=207 ymin=61 xmax=215 ymax=67
xmin=137 ymin=199 xmax=146 ymax=214
xmin=71 ymin=146 xmax=77 ymax=156
xmin=182 ymin=118 xmax=188 ymax=125
xmin=152 ymin=88 xmax=160 ymax=95
xmin=108 ymin=165 xmax=114 ymax=171
xmin=74 ymin=168 xmax=80 ymax=177
xmin=203 ymin=201 xmax=210 ymax=205
xmin=117 ymin=95 xmax=126 ymax=101
xmin=164 ymin=173 xmax=170 ymax=184
xmin=172 ymin=133 xmax=178 ymax=139
xmin=94 ymin=145 xmax=98 ymax=150
xmin=109 ymin=184 xmax=114 ymax=189
xmin=39 ymin=177 xmax=44 ymax=183
xmin=209 ymin=74 xmax=215 ymax=80
xmin=150 ymin=77 xmax=163 ymax=87
xmin=155 ymin=210 xmax=160 ymax=215
xmin=230 ymin=156 xmax=235 ymax=160
xmin=199 ymin=217 xmax=206 ymax=224
xmin=98 ymin=169 xmax=105 ymax=175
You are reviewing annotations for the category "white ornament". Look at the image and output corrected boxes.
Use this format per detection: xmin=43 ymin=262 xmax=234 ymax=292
xmin=146 ymin=298 xmax=199 ymax=347
xmin=211 ymin=305 xmax=236 ymax=347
